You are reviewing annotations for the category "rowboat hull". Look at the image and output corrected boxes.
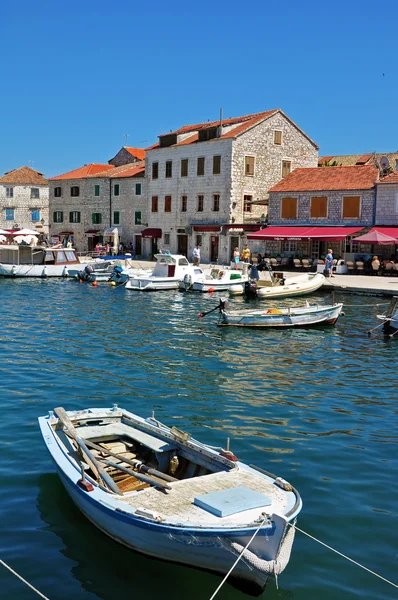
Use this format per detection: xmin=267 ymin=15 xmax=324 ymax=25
xmin=256 ymin=273 xmax=325 ymax=299
xmin=39 ymin=407 xmax=301 ymax=594
xmin=218 ymin=303 xmax=343 ymax=328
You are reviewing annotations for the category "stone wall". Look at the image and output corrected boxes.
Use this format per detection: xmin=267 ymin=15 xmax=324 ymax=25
xmin=375 ymin=183 xmax=398 ymax=225
xmin=268 ymin=189 xmax=375 ymax=225
xmin=0 ymin=183 xmax=49 ymax=236
xmin=49 ymin=176 xmax=147 ymax=252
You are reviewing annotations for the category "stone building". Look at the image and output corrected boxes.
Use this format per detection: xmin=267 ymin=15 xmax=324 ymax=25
xmin=144 ymin=109 xmax=318 ymax=263
xmin=49 ymin=164 xmax=115 ymax=249
xmin=108 ymin=147 xmax=146 ymax=168
xmin=375 ymin=171 xmax=398 ymax=226
xmin=0 ymin=166 xmax=49 ymax=236
xmin=49 ymin=160 xmax=146 ymax=253
xmin=248 ymin=165 xmax=378 ymax=260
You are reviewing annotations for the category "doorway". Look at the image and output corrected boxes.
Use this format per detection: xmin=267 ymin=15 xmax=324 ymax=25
xmin=229 ymin=236 xmax=239 ymax=262
xmin=151 ymin=238 xmax=158 ymax=257
xmin=177 ymin=235 xmax=188 ymax=257
xmin=135 ymin=235 xmax=142 ymax=257
xmin=210 ymin=236 xmax=219 ymax=263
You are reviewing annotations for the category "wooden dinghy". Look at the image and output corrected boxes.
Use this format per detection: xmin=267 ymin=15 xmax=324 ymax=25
xmin=39 ymin=406 xmax=302 ymax=594
xmin=217 ymin=299 xmax=344 ymax=328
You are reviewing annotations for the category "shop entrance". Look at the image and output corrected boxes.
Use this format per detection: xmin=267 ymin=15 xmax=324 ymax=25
xmin=177 ymin=235 xmax=188 ymax=257
xmin=210 ymin=236 xmax=219 ymax=263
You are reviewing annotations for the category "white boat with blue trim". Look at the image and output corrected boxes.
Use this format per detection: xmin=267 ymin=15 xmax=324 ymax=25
xmin=125 ymin=253 xmax=203 ymax=291
xmin=39 ymin=406 xmax=302 ymax=594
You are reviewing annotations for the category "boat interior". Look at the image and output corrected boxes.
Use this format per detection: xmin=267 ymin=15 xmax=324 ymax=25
xmin=0 ymin=246 xmax=79 ymax=265
xmin=55 ymin=414 xmax=232 ymax=494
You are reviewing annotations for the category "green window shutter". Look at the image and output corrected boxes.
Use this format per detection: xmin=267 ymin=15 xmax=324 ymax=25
xmin=113 ymin=211 xmax=120 ymax=225
xmin=114 ymin=184 xmax=120 ymax=196
xmin=135 ymin=183 xmax=142 ymax=195
xmin=95 ymin=185 xmax=100 ymax=196
xmin=135 ymin=211 xmax=142 ymax=225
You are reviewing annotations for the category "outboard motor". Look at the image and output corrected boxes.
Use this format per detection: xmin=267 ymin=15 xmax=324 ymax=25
xmin=244 ymin=280 xmax=257 ymax=298
xmin=183 ymin=273 xmax=193 ymax=290
xmin=110 ymin=265 xmax=124 ymax=282
xmin=76 ymin=265 xmax=94 ymax=282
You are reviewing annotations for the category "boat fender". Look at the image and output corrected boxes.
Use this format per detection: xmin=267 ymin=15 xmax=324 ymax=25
xmin=77 ymin=478 xmax=94 ymax=492
xmin=11 ymin=265 xmax=17 ymax=276
xmin=42 ymin=265 xmax=47 ymax=278
xmin=219 ymin=450 xmax=238 ymax=462
xmin=62 ymin=266 xmax=69 ymax=277
xmin=266 ymin=309 xmax=283 ymax=315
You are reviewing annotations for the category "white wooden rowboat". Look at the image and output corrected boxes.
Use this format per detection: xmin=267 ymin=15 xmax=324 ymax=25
xmin=39 ymin=406 xmax=302 ymax=595
xmin=217 ymin=299 xmax=343 ymax=328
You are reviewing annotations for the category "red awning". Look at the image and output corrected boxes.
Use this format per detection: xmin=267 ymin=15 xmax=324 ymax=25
xmin=223 ymin=223 xmax=261 ymax=231
xmin=141 ymin=228 xmax=162 ymax=238
xmin=248 ymin=226 xmax=365 ymax=241
xmin=192 ymin=225 xmax=222 ymax=232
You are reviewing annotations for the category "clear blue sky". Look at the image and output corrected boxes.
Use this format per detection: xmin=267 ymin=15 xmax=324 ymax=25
xmin=1 ymin=0 xmax=397 ymax=178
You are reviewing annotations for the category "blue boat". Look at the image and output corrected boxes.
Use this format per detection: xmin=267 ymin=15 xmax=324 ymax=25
xmin=39 ymin=406 xmax=302 ymax=594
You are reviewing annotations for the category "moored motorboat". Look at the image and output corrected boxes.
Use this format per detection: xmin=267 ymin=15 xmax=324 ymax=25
xmin=214 ymin=298 xmax=343 ymax=328
xmin=181 ymin=264 xmax=250 ymax=293
xmin=233 ymin=266 xmax=325 ymax=299
xmin=376 ymin=296 xmax=398 ymax=335
xmin=0 ymin=244 xmax=81 ymax=277
xmin=39 ymin=405 xmax=302 ymax=594
xmin=126 ymin=253 xmax=203 ymax=291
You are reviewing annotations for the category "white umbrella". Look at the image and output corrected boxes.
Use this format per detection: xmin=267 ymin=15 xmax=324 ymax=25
xmin=14 ymin=228 xmax=40 ymax=236
xmin=14 ymin=235 xmax=38 ymax=245
xmin=113 ymin=228 xmax=119 ymax=255
xmin=0 ymin=235 xmax=6 ymax=242
xmin=0 ymin=228 xmax=9 ymax=235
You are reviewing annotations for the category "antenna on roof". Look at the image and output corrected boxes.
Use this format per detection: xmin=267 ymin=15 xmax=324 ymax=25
xmin=124 ymin=133 xmax=129 ymax=145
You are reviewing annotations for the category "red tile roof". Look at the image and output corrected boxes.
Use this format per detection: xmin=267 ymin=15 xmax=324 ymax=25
xmin=89 ymin=162 xmax=145 ymax=179
xmin=0 ymin=166 xmax=48 ymax=185
xmin=356 ymin=154 xmax=372 ymax=164
xmin=49 ymin=164 xmax=115 ymax=181
xmin=167 ymin=110 xmax=279 ymax=137
xmin=269 ymin=165 xmax=379 ymax=192
xmin=377 ymin=171 xmax=398 ymax=184
xmin=124 ymin=147 xmax=146 ymax=160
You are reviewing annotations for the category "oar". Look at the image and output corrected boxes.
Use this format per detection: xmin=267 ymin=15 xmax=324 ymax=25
xmin=54 ymin=407 xmax=122 ymax=495
xmin=84 ymin=439 xmax=177 ymax=483
xmin=96 ymin=457 xmax=171 ymax=491
xmin=198 ymin=299 xmax=225 ymax=319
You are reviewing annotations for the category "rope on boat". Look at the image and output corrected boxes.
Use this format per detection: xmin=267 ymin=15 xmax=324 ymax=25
xmin=208 ymin=514 xmax=269 ymax=600
xmin=0 ymin=559 xmax=50 ymax=599
xmin=291 ymin=524 xmax=398 ymax=590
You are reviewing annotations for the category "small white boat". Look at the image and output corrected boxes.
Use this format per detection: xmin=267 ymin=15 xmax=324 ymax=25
xmin=215 ymin=299 xmax=343 ymax=328
xmin=0 ymin=244 xmax=80 ymax=277
xmin=39 ymin=406 xmax=302 ymax=595
xmin=233 ymin=268 xmax=325 ymax=299
xmin=125 ymin=253 xmax=203 ymax=291
xmin=376 ymin=296 xmax=398 ymax=335
xmin=182 ymin=264 xmax=250 ymax=292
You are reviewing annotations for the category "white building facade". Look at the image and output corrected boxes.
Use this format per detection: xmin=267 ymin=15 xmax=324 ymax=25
xmin=144 ymin=109 xmax=318 ymax=263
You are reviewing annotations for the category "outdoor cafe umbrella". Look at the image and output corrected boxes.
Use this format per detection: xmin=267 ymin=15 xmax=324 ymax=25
xmin=353 ymin=229 xmax=398 ymax=245
xmin=0 ymin=228 xmax=9 ymax=235
xmin=14 ymin=228 xmax=40 ymax=236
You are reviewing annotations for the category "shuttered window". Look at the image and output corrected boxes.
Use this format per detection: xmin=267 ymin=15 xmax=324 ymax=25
xmin=282 ymin=161 xmax=292 ymax=178
xmin=165 ymin=161 xmax=172 ymax=178
xmin=213 ymin=155 xmax=221 ymax=174
xmin=181 ymin=159 xmax=188 ymax=177
xmin=181 ymin=195 xmax=187 ymax=212
xmin=343 ymin=196 xmax=360 ymax=218
xmin=212 ymin=194 xmax=220 ymax=211
xmin=197 ymin=195 xmax=204 ymax=212
xmin=244 ymin=195 xmax=252 ymax=212
xmin=151 ymin=196 xmax=158 ymax=212
xmin=164 ymin=196 xmax=172 ymax=212
xmin=197 ymin=157 xmax=205 ymax=176
xmin=245 ymin=156 xmax=255 ymax=176
xmin=152 ymin=162 xmax=158 ymax=179
xmin=274 ymin=130 xmax=282 ymax=145
xmin=281 ymin=197 xmax=297 ymax=219
xmin=310 ymin=196 xmax=328 ymax=218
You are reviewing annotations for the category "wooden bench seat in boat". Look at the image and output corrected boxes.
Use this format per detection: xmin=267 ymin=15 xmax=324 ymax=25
xmin=123 ymin=469 xmax=288 ymax=525
xmin=76 ymin=422 xmax=176 ymax=453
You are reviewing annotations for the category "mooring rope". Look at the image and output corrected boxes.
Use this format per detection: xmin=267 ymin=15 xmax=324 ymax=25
xmin=0 ymin=559 xmax=50 ymax=599
xmin=208 ymin=514 xmax=269 ymax=600
xmin=291 ymin=524 xmax=398 ymax=589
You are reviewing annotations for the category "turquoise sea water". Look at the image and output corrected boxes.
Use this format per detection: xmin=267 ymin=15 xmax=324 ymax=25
xmin=0 ymin=279 xmax=397 ymax=600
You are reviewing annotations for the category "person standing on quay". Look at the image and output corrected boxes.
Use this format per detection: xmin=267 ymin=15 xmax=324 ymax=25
xmin=241 ymin=244 xmax=251 ymax=263
xmin=325 ymin=248 xmax=334 ymax=277
xmin=193 ymin=244 xmax=201 ymax=266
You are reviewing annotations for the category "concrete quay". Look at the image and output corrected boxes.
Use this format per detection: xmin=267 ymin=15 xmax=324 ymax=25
xmin=322 ymin=274 xmax=398 ymax=297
